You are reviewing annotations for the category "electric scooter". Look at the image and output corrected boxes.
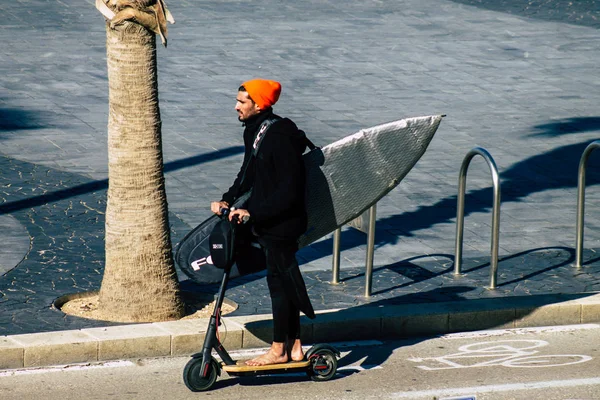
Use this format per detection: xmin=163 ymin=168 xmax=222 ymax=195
xmin=182 ymin=209 xmax=340 ymax=392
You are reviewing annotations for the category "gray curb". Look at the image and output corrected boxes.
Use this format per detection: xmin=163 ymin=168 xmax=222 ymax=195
xmin=2 ymin=292 xmax=599 ymax=370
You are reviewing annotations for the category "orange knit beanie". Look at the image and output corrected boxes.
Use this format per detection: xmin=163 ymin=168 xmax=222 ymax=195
xmin=241 ymin=79 xmax=282 ymax=109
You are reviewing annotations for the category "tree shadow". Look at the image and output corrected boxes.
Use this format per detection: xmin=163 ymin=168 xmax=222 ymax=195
xmin=447 ymin=0 xmax=600 ymax=29
xmin=0 ymin=108 xmax=47 ymax=133
xmin=530 ymin=117 xmax=600 ymax=138
xmin=0 ymin=106 xmax=50 ymax=145
xmin=0 ymin=146 xmax=244 ymax=215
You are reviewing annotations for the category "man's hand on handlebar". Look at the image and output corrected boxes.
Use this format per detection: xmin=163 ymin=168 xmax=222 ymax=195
xmin=229 ymin=209 xmax=250 ymax=224
xmin=211 ymin=201 xmax=229 ymax=215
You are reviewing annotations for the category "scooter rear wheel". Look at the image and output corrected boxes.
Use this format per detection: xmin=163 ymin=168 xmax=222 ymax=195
xmin=307 ymin=349 xmax=338 ymax=381
xmin=183 ymin=356 xmax=219 ymax=391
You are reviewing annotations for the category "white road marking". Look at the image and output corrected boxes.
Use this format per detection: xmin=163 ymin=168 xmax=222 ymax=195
xmin=391 ymin=377 xmax=600 ymax=399
xmin=0 ymin=360 xmax=134 ymax=377
xmin=441 ymin=324 xmax=600 ymax=340
xmin=338 ymin=364 xmax=383 ymax=372
xmin=330 ymin=340 xmax=383 ymax=348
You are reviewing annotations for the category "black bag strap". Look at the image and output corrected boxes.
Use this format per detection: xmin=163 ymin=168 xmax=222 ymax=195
xmin=237 ymin=117 xmax=280 ymax=190
xmin=252 ymin=117 xmax=279 ymax=156
xmin=239 ymin=119 xmax=317 ymax=193
xmin=252 ymin=118 xmax=319 ymax=155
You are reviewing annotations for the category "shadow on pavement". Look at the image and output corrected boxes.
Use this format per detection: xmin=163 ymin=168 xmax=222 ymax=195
xmin=530 ymin=116 xmax=600 ymax=137
xmin=331 ymin=246 xmax=574 ymax=298
xmin=495 ymin=246 xmax=575 ymax=286
xmin=0 ymin=146 xmax=244 ymax=215
xmin=0 ymin=108 xmax=46 ymax=133
xmin=448 ymin=0 xmax=600 ymax=29
xmin=347 ymin=254 xmax=455 ymax=297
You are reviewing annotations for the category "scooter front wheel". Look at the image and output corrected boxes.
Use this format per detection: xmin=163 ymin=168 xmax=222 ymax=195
xmin=307 ymin=349 xmax=338 ymax=381
xmin=183 ymin=356 xmax=219 ymax=391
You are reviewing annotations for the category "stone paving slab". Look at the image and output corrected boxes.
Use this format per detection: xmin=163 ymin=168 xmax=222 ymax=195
xmin=0 ymin=215 xmax=29 ymax=276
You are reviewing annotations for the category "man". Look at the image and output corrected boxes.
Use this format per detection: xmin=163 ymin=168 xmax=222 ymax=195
xmin=211 ymin=79 xmax=315 ymax=366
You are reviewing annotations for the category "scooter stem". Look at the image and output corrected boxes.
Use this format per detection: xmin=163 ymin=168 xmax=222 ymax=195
xmin=199 ymin=265 xmax=235 ymax=374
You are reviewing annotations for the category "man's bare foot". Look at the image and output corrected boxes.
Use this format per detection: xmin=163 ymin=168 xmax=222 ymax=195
xmin=288 ymin=338 xmax=305 ymax=362
xmin=245 ymin=343 xmax=288 ymax=366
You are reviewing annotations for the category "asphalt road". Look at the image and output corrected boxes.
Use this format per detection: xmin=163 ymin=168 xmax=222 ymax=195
xmin=1 ymin=324 xmax=599 ymax=400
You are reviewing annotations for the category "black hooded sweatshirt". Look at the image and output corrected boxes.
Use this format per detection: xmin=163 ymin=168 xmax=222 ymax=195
xmin=221 ymin=109 xmax=308 ymax=246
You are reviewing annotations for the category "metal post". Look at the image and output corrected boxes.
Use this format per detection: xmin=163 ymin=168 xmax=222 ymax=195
xmin=332 ymin=228 xmax=341 ymax=283
xmin=575 ymin=140 xmax=600 ymax=268
xmin=454 ymin=147 xmax=501 ymax=289
xmin=365 ymin=204 xmax=377 ymax=297
xmin=331 ymin=205 xmax=377 ymax=296
xmin=454 ymin=160 xmax=467 ymax=275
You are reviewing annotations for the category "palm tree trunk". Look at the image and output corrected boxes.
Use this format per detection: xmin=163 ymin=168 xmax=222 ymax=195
xmin=98 ymin=20 xmax=184 ymax=322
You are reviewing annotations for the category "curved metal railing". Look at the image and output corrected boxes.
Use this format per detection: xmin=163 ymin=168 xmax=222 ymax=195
xmin=454 ymin=147 xmax=501 ymax=289
xmin=575 ymin=140 xmax=600 ymax=268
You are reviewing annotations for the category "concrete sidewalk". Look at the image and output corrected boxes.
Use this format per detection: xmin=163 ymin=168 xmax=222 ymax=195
xmin=1 ymin=0 xmax=600 ymax=370
xmin=2 ymin=290 xmax=600 ymax=370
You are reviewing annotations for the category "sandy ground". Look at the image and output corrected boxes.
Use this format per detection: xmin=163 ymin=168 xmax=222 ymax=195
xmin=60 ymin=294 xmax=235 ymax=322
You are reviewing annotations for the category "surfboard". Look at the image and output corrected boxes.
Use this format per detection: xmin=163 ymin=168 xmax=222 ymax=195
xmin=175 ymin=115 xmax=443 ymax=283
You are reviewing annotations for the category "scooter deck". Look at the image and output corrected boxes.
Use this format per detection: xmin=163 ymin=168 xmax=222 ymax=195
xmin=222 ymin=359 xmax=311 ymax=373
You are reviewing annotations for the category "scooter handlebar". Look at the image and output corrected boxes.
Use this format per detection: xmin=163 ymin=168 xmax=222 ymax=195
xmin=220 ymin=207 xmax=248 ymax=224
xmin=219 ymin=208 xmax=242 ymax=224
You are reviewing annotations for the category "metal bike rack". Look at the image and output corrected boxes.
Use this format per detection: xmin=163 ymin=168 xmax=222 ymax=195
xmin=332 ymin=204 xmax=377 ymax=297
xmin=575 ymin=140 xmax=600 ymax=268
xmin=454 ymin=147 xmax=501 ymax=289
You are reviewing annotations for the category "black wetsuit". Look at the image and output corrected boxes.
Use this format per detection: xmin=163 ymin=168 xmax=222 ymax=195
xmin=222 ymin=109 xmax=315 ymax=343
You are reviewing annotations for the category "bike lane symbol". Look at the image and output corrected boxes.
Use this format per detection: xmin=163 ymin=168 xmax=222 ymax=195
xmin=408 ymin=340 xmax=592 ymax=370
